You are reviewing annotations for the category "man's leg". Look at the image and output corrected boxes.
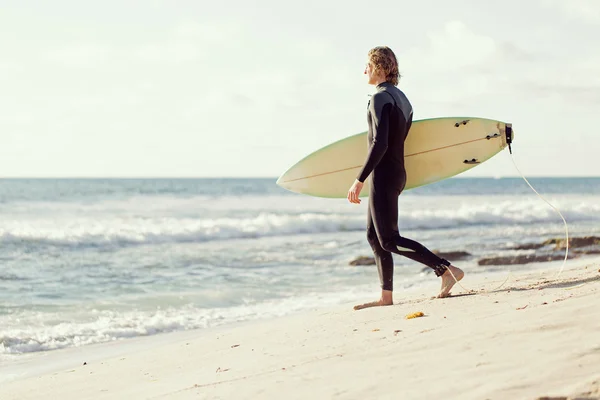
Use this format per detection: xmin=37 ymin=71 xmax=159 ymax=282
xmin=371 ymin=185 xmax=465 ymax=298
xmin=353 ymin=198 xmax=394 ymax=310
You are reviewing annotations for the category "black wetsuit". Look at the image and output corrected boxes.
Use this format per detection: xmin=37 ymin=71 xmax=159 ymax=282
xmin=356 ymin=82 xmax=449 ymax=291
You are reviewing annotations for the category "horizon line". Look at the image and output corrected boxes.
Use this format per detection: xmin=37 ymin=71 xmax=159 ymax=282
xmin=1 ymin=176 xmax=599 ymax=180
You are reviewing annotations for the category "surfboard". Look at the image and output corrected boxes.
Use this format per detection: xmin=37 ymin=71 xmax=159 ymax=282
xmin=276 ymin=117 xmax=513 ymax=198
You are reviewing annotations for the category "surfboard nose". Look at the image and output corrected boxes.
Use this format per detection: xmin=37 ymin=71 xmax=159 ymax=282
xmin=276 ymin=167 xmax=295 ymax=189
xmin=275 ymin=174 xmax=288 ymax=188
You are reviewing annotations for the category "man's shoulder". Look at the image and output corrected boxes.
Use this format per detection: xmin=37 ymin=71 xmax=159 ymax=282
xmin=371 ymin=90 xmax=394 ymax=103
xmin=370 ymin=91 xmax=395 ymax=113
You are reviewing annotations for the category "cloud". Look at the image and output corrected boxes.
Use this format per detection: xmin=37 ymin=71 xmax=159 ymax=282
xmin=503 ymin=52 xmax=600 ymax=106
xmin=42 ymin=44 xmax=111 ymax=68
xmin=400 ymin=20 xmax=600 ymax=108
xmin=495 ymin=42 xmax=541 ymax=63
xmin=422 ymin=20 xmax=497 ymax=71
xmin=136 ymin=41 xmax=200 ymax=64
xmin=172 ymin=20 xmax=242 ymax=42
xmin=541 ymin=0 xmax=600 ymax=23
xmin=399 ymin=21 xmax=501 ymax=102
xmin=519 ymin=83 xmax=600 ymax=104
xmin=0 ymin=60 xmax=19 ymax=71
xmin=404 ymin=20 xmax=542 ymax=75
xmin=135 ymin=20 xmax=246 ymax=65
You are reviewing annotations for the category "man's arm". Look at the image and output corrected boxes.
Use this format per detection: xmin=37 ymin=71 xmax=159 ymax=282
xmin=356 ymin=93 xmax=392 ymax=183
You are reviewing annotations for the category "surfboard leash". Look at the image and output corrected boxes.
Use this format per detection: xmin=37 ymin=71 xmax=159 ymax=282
xmin=504 ymin=124 xmax=569 ymax=279
xmin=508 ymin=153 xmax=570 ymax=279
xmin=441 ymin=124 xmax=571 ymax=297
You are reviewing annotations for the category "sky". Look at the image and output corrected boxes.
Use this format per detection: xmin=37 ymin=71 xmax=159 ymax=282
xmin=1 ymin=0 xmax=599 ymax=178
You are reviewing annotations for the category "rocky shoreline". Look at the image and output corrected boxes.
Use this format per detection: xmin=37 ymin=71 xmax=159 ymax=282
xmin=349 ymin=236 xmax=600 ymax=267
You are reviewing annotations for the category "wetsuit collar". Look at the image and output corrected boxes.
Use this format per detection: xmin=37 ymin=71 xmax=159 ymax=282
xmin=376 ymin=81 xmax=393 ymax=90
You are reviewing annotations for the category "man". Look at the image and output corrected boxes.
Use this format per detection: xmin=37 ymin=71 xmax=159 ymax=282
xmin=348 ymin=46 xmax=464 ymax=310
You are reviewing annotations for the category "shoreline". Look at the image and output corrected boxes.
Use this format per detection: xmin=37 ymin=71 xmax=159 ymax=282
xmin=1 ymin=256 xmax=599 ymax=399
xmin=0 ymin=255 xmax=583 ymax=368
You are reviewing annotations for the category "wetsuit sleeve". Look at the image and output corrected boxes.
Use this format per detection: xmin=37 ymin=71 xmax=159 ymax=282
xmin=356 ymin=93 xmax=392 ymax=183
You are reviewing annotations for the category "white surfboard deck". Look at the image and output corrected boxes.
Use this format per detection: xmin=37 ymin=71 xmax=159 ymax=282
xmin=276 ymin=117 xmax=513 ymax=198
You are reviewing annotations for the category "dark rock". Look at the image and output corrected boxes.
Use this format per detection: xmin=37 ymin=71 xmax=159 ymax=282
xmin=510 ymin=236 xmax=600 ymax=251
xmin=349 ymin=256 xmax=376 ymax=266
xmin=543 ymin=236 xmax=600 ymax=250
xmin=478 ymin=253 xmax=577 ymax=266
xmin=574 ymin=249 xmax=600 ymax=255
xmin=512 ymin=243 xmax=548 ymax=250
xmin=433 ymin=250 xmax=471 ymax=260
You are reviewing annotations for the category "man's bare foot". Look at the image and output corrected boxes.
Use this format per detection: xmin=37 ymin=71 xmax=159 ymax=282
xmin=437 ymin=265 xmax=465 ymax=298
xmin=354 ymin=290 xmax=393 ymax=310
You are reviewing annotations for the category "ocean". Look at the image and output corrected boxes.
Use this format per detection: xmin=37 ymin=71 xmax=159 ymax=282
xmin=1 ymin=177 xmax=599 ymax=359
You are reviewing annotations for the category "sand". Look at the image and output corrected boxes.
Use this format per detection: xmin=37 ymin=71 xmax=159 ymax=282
xmin=1 ymin=258 xmax=599 ymax=400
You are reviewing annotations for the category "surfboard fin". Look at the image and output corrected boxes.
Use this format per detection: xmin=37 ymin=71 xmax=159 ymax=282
xmin=454 ymin=120 xmax=470 ymax=127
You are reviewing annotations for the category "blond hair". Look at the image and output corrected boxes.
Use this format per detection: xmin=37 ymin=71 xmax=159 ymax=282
xmin=368 ymin=46 xmax=400 ymax=86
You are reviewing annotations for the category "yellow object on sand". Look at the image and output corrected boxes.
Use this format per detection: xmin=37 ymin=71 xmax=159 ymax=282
xmin=406 ymin=312 xmax=425 ymax=319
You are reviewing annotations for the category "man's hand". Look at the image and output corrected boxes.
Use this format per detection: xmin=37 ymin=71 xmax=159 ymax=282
xmin=347 ymin=179 xmax=364 ymax=204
